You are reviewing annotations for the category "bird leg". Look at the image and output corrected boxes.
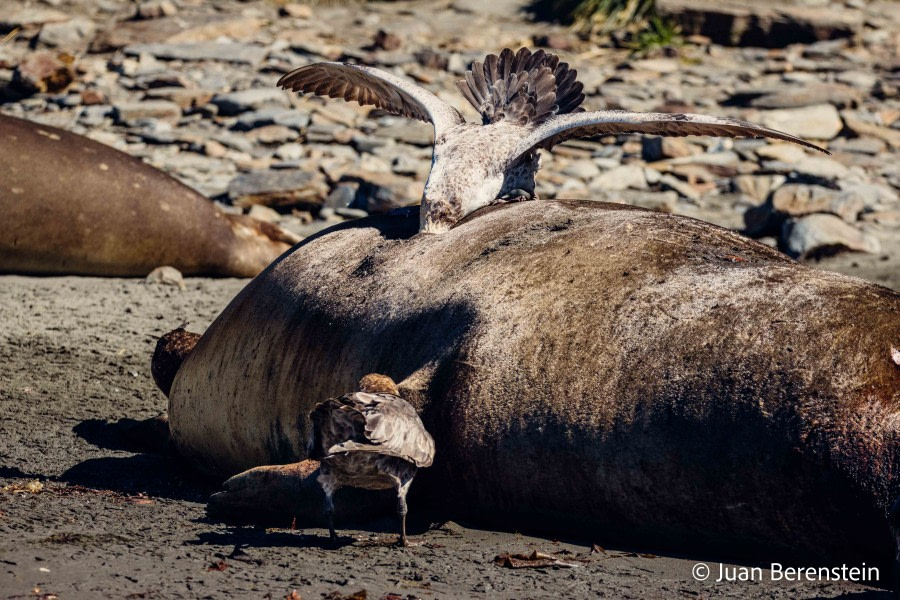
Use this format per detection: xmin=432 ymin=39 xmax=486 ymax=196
xmin=324 ymin=491 xmax=337 ymax=543
xmin=396 ymin=478 xmax=413 ymax=547
xmin=317 ymin=471 xmax=339 ymax=545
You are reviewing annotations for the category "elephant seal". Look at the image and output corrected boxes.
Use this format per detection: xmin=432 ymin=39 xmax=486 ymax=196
xmin=160 ymin=200 xmax=899 ymax=572
xmin=0 ymin=114 xmax=299 ymax=277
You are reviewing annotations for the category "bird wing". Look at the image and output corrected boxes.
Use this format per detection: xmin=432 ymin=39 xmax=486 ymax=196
xmin=508 ymin=109 xmax=830 ymax=161
xmin=326 ymin=392 xmax=435 ymax=468
xmin=308 ymin=396 xmax=365 ymax=460
xmin=277 ymin=62 xmax=465 ymax=138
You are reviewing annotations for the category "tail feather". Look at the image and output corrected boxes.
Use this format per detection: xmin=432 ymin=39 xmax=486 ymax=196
xmin=457 ymin=47 xmax=585 ymax=126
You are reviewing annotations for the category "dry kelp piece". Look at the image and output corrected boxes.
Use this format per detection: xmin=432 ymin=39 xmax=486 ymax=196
xmin=494 ymin=550 xmax=582 ymax=569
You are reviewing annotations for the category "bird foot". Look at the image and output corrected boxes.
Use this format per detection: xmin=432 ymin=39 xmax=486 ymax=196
xmin=492 ymin=189 xmax=536 ymax=205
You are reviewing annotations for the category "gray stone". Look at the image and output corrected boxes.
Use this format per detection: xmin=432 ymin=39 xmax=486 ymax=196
xmin=228 ymin=170 xmax=328 ymax=208
xmin=211 ymin=89 xmax=290 ymax=117
xmin=757 ymin=104 xmax=843 ymax=140
xmin=782 ymin=214 xmax=881 ymax=258
xmin=36 ymin=17 xmax=97 ymax=51
xmin=124 ymin=43 xmax=269 ymax=66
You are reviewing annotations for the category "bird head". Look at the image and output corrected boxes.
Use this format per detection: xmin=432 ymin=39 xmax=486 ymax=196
xmin=420 ymin=162 xmax=503 ymax=234
xmin=358 ymin=373 xmax=399 ymax=395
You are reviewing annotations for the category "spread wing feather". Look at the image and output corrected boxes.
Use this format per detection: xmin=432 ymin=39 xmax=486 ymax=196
xmin=311 ymin=392 xmax=435 ymax=468
xmin=511 ymin=110 xmax=830 ymax=160
xmin=277 ymin=62 xmax=464 ymax=137
xmin=456 ymin=47 xmax=585 ymax=126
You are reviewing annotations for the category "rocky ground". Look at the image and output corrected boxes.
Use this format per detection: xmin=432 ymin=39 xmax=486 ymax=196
xmin=0 ymin=0 xmax=898 ymax=598
xmin=1 ymin=0 xmax=899 ymax=288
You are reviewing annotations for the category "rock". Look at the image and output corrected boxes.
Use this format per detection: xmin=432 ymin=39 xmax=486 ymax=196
xmin=35 ymin=17 xmax=97 ymax=51
xmin=227 ymin=170 xmax=328 ymax=209
xmin=135 ymin=1 xmax=178 ymax=19
xmin=733 ymin=174 xmax=786 ymax=201
xmin=659 ymin=173 xmax=702 ymax=201
xmin=414 ymin=49 xmax=449 ymax=71
xmin=342 ymin=171 xmax=418 ymax=213
xmin=642 ymin=136 xmax=701 ymax=162
xmin=593 ymin=190 xmax=678 ymax=213
xmin=755 ymin=143 xmax=808 ymax=163
xmin=658 ymin=0 xmax=863 ymax=48
xmin=840 ymin=111 xmax=900 ymax=149
xmin=274 ymin=143 xmax=304 ymax=161
xmin=143 ymin=87 xmax=214 ymax=110
xmin=279 ymin=4 xmax=313 ymax=18
xmin=203 ymin=140 xmax=228 ymax=158
xmin=114 ymin=100 xmax=182 ymax=126
xmin=562 ymin=160 xmax=601 ymax=180
xmin=757 ymin=104 xmax=843 ymax=140
xmin=0 ymin=8 xmax=70 ymax=30
xmin=727 ymin=84 xmax=861 ymax=109
xmin=375 ymin=120 xmax=432 ymax=147
xmin=211 ymin=89 xmax=289 ymax=117
xmin=771 ymin=185 xmax=864 ymax=222
xmin=374 ymin=30 xmax=402 ymax=51
xmin=166 ymin=18 xmax=265 ymax=44
xmin=145 ymin=266 xmax=185 ymax=289
xmin=782 ymin=214 xmax=881 ymax=258
xmin=588 ymin=165 xmax=647 ymax=192
xmin=233 ymin=106 xmax=293 ymax=131
xmin=532 ymin=33 xmax=575 ymax=51
xmin=248 ymin=125 xmax=297 ymax=145
xmin=247 ymin=204 xmax=282 ymax=224
xmin=12 ymin=52 xmax=74 ymax=94
xmin=124 ymin=42 xmax=268 ymax=66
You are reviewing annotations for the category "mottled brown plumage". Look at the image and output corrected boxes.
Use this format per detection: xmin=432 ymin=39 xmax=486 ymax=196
xmin=308 ymin=374 xmax=434 ymax=545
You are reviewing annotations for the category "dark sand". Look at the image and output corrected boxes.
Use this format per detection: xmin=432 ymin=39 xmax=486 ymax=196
xmin=0 ymin=274 xmax=891 ymax=599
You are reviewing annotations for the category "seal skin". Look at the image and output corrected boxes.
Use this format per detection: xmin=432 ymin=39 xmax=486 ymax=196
xmin=0 ymin=115 xmax=300 ymax=277
xmin=166 ymin=200 xmax=900 ymax=569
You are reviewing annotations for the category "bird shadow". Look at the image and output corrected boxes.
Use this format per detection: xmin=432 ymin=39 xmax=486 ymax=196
xmin=189 ymin=526 xmax=356 ymax=551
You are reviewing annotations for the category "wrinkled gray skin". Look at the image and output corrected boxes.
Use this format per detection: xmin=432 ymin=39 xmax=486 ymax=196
xmin=167 ymin=200 xmax=900 ymax=572
xmin=0 ymin=115 xmax=299 ymax=277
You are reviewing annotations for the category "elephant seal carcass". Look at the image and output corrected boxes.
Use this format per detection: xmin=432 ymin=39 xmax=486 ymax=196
xmin=0 ymin=114 xmax=299 ymax=277
xmin=163 ymin=200 xmax=900 ymax=570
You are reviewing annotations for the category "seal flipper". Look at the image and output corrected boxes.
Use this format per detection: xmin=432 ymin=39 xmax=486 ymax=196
xmin=152 ymin=327 xmax=202 ymax=398
xmin=207 ymin=460 xmax=395 ymax=527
